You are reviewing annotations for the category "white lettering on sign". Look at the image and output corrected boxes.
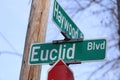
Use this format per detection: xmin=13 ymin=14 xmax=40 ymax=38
xmin=31 ymin=46 xmax=40 ymax=62
xmin=40 ymin=50 xmax=49 ymax=61
xmin=50 ymin=49 xmax=58 ymax=60
xmin=67 ymin=44 xmax=75 ymax=59
xmin=53 ymin=1 xmax=80 ymax=38
xmin=87 ymin=41 xmax=105 ymax=51
xmin=31 ymin=44 xmax=76 ymax=62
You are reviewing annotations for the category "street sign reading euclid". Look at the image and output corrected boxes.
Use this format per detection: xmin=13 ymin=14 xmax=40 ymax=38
xmin=29 ymin=39 xmax=106 ymax=65
xmin=53 ymin=0 xmax=84 ymax=39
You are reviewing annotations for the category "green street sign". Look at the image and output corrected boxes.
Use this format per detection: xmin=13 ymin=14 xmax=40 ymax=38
xmin=53 ymin=0 xmax=84 ymax=39
xmin=29 ymin=39 xmax=106 ymax=65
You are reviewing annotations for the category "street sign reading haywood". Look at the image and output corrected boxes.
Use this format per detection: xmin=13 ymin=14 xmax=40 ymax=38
xmin=53 ymin=0 xmax=84 ymax=39
xmin=29 ymin=39 xmax=106 ymax=65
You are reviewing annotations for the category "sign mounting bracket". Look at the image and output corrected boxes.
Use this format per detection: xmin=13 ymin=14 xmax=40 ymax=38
xmin=61 ymin=31 xmax=70 ymax=41
xmin=49 ymin=60 xmax=81 ymax=66
xmin=52 ymin=31 xmax=84 ymax=44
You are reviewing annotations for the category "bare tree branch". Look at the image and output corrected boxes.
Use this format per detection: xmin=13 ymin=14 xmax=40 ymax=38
xmin=87 ymin=57 xmax=120 ymax=80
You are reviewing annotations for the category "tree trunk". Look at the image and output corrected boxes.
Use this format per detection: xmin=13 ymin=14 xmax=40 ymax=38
xmin=117 ymin=0 xmax=120 ymax=50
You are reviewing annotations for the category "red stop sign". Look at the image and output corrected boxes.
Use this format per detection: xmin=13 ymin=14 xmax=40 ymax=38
xmin=47 ymin=60 xmax=74 ymax=80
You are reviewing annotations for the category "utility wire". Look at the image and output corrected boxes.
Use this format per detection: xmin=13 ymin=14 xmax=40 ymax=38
xmin=0 ymin=51 xmax=22 ymax=57
xmin=0 ymin=32 xmax=22 ymax=57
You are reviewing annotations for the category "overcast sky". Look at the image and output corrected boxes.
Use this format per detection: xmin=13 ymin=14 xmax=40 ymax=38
xmin=0 ymin=0 xmax=30 ymax=80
